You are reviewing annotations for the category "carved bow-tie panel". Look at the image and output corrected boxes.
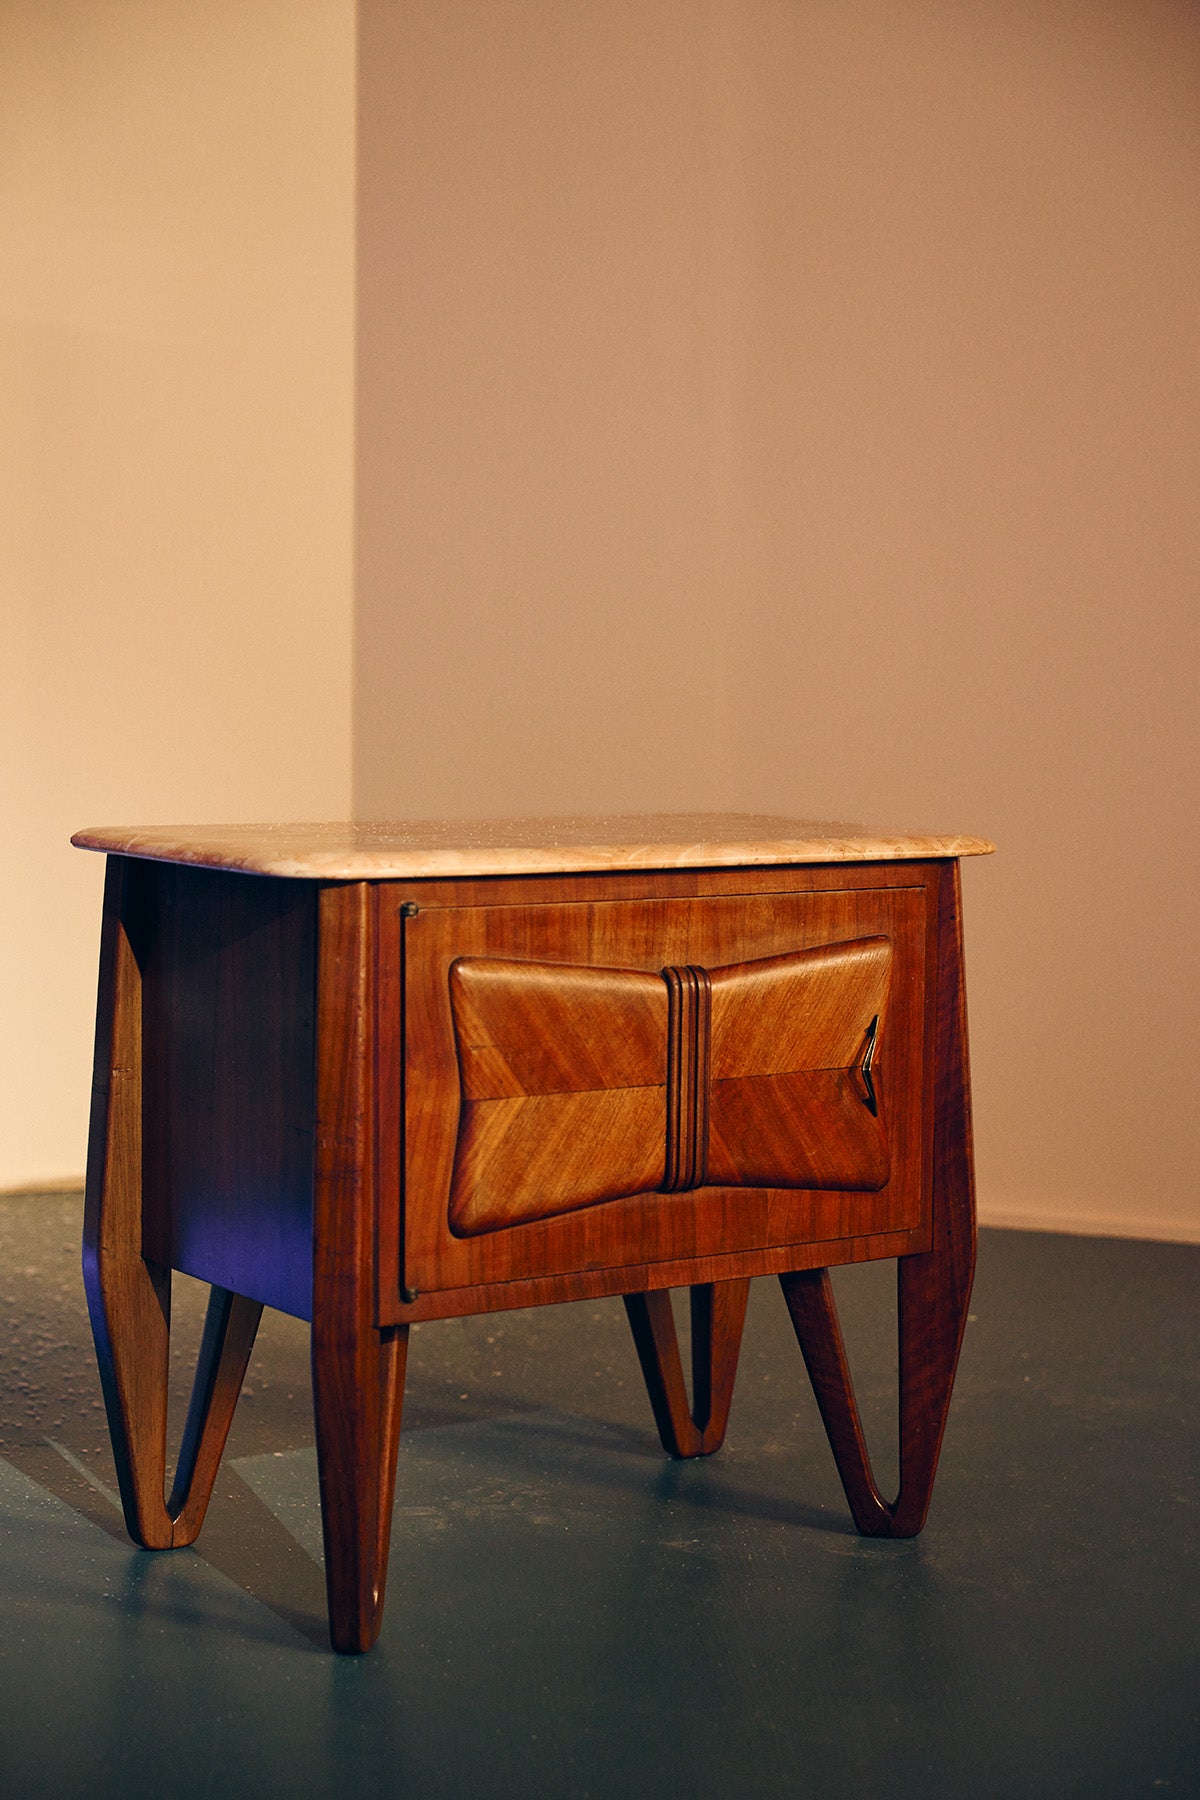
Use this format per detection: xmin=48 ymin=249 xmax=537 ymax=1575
xmin=448 ymin=937 xmax=892 ymax=1236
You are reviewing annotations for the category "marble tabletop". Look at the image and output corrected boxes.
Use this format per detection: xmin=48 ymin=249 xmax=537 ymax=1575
xmin=71 ymin=814 xmax=994 ymax=880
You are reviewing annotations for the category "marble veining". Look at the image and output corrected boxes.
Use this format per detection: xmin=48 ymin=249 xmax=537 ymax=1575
xmin=71 ymin=814 xmax=995 ymax=879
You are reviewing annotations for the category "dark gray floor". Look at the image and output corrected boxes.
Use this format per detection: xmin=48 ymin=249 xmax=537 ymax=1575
xmin=0 ymin=1192 xmax=1196 ymax=1799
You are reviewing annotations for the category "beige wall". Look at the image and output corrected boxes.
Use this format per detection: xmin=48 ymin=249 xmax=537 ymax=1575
xmin=355 ymin=0 xmax=744 ymax=817
xmin=715 ymin=1 xmax=1200 ymax=1239
xmin=4 ymin=1 xmax=1196 ymax=1240
xmin=356 ymin=0 xmax=1200 ymax=1240
xmin=0 ymin=1 xmax=356 ymax=1186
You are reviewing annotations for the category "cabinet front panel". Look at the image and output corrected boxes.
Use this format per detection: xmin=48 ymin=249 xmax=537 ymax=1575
xmin=398 ymin=881 xmax=931 ymax=1297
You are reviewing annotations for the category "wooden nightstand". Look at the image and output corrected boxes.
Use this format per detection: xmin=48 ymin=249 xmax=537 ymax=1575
xmin=73 ymin=814 xmax=992 ymax=1652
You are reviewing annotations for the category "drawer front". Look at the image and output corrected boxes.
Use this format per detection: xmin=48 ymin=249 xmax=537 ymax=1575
xmin=397 ymin=879 xmax=932 ymax=1299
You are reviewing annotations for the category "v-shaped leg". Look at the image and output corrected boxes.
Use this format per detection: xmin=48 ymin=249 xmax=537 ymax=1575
xmin=780 ymin=1242 xmax=973 ymax=1537
xmin=86 ymin=1262 xmax=262 ymax=1550
xmin=83 ymin=858 xmax=264 ymax=1548
xmin=780 ymin=860 xmax=977 ymax=1537
xmin=624 ymin=1278 xmax=750 ymax=1458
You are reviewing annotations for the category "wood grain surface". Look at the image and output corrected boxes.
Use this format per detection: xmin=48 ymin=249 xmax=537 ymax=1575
xmin=392 ymin=867 xmax=930 ymax=1309
xmin=311 ymin=882 xmax=408 ymax=1653
xmin=138 ymin=863 xmax=317 ymax=1319
xmin=448 ymin=957 xmax=667 ymax=1231
xmin=446 ymin=937 xmax=892 ymax=1234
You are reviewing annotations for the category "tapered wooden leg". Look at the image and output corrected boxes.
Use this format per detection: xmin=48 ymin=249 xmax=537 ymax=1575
xmin=624 ymin=1278 xmax=750 ymax=1458
xmin=313 ymin=1319 xmax=408 ymax=1653
xmin=83 ymin=856 xmax=263 ymax=1549
xmin=780 ymin=860 xmax=977 ymax=1537
xmin=312 ymin=881 xmax=408 ymax=1653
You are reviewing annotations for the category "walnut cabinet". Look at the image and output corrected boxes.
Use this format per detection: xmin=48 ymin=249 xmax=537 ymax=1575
xmin=74 ymin=816 xmax=991 ymax=1652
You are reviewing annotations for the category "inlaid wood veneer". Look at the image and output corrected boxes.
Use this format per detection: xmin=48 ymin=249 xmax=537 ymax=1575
xmin=447 ymin=937 xmax=892 ymax=1235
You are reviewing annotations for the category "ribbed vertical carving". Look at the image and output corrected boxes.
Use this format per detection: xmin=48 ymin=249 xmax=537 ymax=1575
xmin=661 ymin=965 xmax=712 ymax=1192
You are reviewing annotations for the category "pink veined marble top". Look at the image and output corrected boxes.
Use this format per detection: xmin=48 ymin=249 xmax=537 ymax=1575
xmin=71 ymin=814 xmax=995 ymax=880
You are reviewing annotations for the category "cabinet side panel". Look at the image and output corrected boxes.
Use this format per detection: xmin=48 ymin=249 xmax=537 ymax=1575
xmin=140 ymin=865 xmax=316 ymax=1318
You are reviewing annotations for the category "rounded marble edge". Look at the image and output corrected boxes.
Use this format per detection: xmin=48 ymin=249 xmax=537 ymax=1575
xmin=72 ymin=825 xmax=996 ymax=879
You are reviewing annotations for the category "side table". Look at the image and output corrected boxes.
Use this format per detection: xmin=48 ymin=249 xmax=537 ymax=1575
xmin=73 ymin=813 xmax=993 ymax=1653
